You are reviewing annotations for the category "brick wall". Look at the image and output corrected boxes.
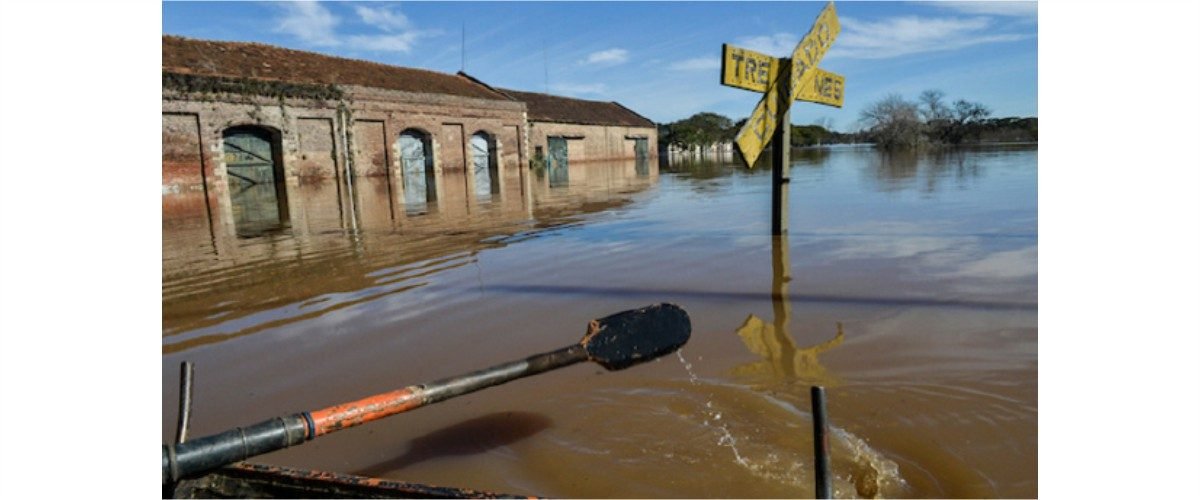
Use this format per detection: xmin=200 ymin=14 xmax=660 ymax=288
xmin=161 ymin=85 xmax=527 ymax=192
xmin=527 ymin=122 xmax=658 ymax=163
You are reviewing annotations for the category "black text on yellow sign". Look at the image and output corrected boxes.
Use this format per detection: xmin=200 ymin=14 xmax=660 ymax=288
xmin=729 ymin=1 xmax=841 ymax=167
xmin=720 ymin=43 xmax=844 ymax=108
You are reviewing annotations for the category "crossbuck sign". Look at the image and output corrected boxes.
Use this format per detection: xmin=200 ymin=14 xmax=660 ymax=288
xmin=723 ymin=1 xmax=843 ymax=168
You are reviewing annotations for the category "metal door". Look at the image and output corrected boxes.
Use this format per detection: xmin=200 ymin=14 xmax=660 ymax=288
xmin=223 ymin=127 xmax=288 ymax=237
xmin=634 ymin=138 xmax=648 ymax=160
xmin=547 ymin=137 xmax=569 ymax=187
xmin=547 ymin=137 xmax=568 ymax=169
xmin=471 ymin=133 xmax=498 ymax=198
xmin=399 ymin=131 xmax=435 ymax=207
xmin=223 ymin=127 xmax=278 ymax=185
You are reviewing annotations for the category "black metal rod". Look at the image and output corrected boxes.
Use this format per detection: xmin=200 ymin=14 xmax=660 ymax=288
xmin=812 ymin=385 xmax=831 ymax=499
xmin=175 ymin=361 xmax=194 ymax=445
xmin=420 ymin=344 xmax=587 ymax=405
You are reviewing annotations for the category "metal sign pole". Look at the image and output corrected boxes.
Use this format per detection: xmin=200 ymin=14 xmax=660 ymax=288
xmin=722 ymin=2 xmax=841 ymax=236
xmin=771 ymin=58 xmax=792 ymax=236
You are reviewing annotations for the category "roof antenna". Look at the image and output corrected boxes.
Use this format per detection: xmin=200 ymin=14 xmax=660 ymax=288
xmin=543 ymin=38 xmax=549 ymax=94
xmin=460 ymin=21 xmax=466 ymax=72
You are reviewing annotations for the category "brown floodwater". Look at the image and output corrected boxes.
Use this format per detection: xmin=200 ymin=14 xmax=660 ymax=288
xmin=163 ymin=145 xmax=1037 ymax=498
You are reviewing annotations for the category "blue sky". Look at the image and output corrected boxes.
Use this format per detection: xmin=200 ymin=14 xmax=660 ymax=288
xmin=162 ymin=1 xmax=1037 ymax=131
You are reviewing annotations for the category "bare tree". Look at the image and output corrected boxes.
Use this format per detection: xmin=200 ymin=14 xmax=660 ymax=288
xmin=947 ymin=99 xmax=992 ymax=143
xmin=859 ymin=93 xmax=923 ymax=149
xmin=918 ymin=89 xmax=951 ymax=122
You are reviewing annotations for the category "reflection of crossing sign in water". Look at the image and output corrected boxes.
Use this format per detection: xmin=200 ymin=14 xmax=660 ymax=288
xmin=723 ymin=1 xmax=842 ymax=168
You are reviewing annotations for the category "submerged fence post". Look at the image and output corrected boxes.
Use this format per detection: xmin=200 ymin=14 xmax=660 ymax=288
xmin=811 ymin=385 xmax=831 ymax=499
xmin=175 ymin=361 xmax=195 ymax=445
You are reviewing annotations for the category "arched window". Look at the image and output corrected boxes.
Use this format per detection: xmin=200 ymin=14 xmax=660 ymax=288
xmin=398 ymin=129 xmax=436 ymax=207
xmin=470 ymin=131 xmax=499 ymax=199
xmin=222 ymin=125 xmax=288 ymax=237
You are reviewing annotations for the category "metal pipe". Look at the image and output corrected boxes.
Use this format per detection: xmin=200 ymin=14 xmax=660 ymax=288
xmin=161 ymin=303 xmax=690 ymax=485
xmin=175 ymin=361 xmax=194 ymax=445
xmin=812 ymin=385 xmax=832 ymax=499
xmin=163 ymin=344 xmax=587 ymax=484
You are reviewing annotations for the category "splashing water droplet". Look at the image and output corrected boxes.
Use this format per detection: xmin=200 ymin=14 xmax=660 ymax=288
xmin=676 ymin=349 xmax=749 ymax=467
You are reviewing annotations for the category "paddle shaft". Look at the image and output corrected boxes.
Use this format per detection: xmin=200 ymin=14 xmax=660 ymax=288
xmin=163 ymin=344 xmax=587 ymax=484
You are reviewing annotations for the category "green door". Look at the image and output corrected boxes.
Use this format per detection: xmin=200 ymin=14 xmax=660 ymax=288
xmin=547 ymin=137 xmax=569 ymax=187
xmin=633 ymin=138 xmax=649 ymax=177
xmin=634 ymin=138 xmax=648 ymax=160
xmin=222 ymin=127 xmax=288 ymax=237
xmin=223 ymin=127 xmax=279 ymax=185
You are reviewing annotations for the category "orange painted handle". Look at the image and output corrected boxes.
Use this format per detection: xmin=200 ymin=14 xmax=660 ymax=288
xmin=308 ymin=386 xmax=424 ymax=437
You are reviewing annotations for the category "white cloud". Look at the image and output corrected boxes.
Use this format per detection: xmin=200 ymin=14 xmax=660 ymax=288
xmin=829 ymin=16 xmax=1032 ymax=59
xmin=668 ymin=57 xmax=719 ymax=71
xmin=346 ymin=33 xmax=423 ymax=53
xmin=354 ymin=5 xmax=412 ymax=32
xmin=922 ymin=1 xmax=1038 ymax=18
xmin=274 ymin=2 xmax=435 ymax=54
xmin=550 ymin=82 xmax=607 ymax=96
xmin=582 ymin=48 xmax=629 ymax=65
xmin=735 ymin=33 xmax=799 ymax=57
xmin=275 ymin=1 xmax=340 ymax=47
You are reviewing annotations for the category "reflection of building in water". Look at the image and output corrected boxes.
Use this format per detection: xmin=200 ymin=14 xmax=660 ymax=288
xmin=162 ymin=161 xmax=658 ymax=352
xmin=162 ymin=35 xmax=658 ymax=237
xmin=664 ymin=142 xmax=734 ymax=157
xmin=498 ymin=89 xmax=658 ymax=167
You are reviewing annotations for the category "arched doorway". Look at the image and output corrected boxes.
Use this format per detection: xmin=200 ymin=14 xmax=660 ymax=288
xmin=470 ymin=131 xmax=499 ymax=199
xmin=222 ymin=126 xmax=288 ymax=237
xmin=398 ymin=129 xmax=436 ymax=208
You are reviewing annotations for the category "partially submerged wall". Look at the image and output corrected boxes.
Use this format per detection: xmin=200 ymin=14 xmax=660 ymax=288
xmin=161 ymin=73 xmax=527 ymax=193
xmin=527 ymin=122 xmax=657 ymax=163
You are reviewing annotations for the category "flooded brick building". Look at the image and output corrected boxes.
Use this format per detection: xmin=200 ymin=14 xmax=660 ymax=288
xmin=162 ymin=36 xmax=657 ymax=200
xmin=500 ymin=89 xmax=657 ymax=166
xmin=162 ymin=36 xmax=529 ymax=201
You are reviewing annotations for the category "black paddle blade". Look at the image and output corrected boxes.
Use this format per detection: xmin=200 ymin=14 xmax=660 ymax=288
xmin=580 ymin=303 xmax=691 ymax=371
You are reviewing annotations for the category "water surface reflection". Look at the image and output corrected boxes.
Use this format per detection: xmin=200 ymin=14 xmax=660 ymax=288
xmin=163 ymin=146 xmax=1036 ymax=498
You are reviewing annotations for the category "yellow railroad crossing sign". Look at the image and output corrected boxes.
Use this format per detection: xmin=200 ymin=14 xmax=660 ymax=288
xmin=725 ymin=1 xmax=842 ymax=167
xmin=721 ymin=44 xmax=844 ymax=108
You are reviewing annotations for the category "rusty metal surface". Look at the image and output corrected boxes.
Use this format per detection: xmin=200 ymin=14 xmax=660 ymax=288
xmin=172 ymin=462 xmax=535 ymax=499
xmin=309 ymin=387 xmax=424 ymax=436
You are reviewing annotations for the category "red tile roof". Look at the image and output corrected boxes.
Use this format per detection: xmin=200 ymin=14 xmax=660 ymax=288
xmin=499 ymin=89 xmax=656 ymax=128
xmin=162 ymin=35 xmax=510 ymax=101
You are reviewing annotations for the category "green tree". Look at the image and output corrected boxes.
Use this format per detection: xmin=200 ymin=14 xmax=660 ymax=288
xmin=663 ymin=112 xmax=735 ymax=151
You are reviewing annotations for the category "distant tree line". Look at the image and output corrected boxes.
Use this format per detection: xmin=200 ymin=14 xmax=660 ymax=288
xmin=658 ymin=91 xmax=1035 ymax=154
xmin=858 ymin=89 xmax=1036 ymax=149
xmin=658 ymin=112 xmax=856 ymax=152
xmin=657 ymin=112 xmax=736 ymax=151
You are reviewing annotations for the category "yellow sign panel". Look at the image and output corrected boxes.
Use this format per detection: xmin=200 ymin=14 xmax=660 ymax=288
xmin=721 ymin=43 xmax=843 ymax=107
xmin=734 ymin=73 xmax=785 ymax=168
xmin=721 ymin=43 xmax=779 ymax=93
xmin=790 ymin=2 xmax=840 ymax=102
xmin=796 ymin=69 xmax=844 ymax=108
xmin=734 ymin=2 xmax=840 ymax=167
